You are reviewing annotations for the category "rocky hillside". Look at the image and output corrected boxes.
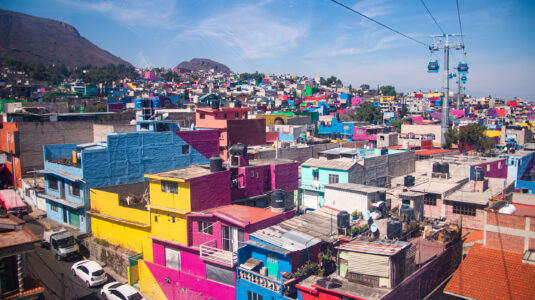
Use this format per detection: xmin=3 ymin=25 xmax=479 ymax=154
xmin=0 ymin=10 xmax=131 ymax=67
xmin=176 ymin=58 xmax=232 ymax=73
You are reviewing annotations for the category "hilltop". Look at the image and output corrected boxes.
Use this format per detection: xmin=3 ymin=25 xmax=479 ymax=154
xmin=0 ymin=10 xmax=131 ymax=68
xmin=176 ymin=58 xmax=232 ymax=73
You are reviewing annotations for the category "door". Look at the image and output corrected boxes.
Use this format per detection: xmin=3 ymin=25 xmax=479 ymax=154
xmin=303 ymin=190 xmax=319 ymax=209
xmin=62 ymin=208 xmax=68 ymax=223
xmin=69 ymin=210 xmax=80 ymax=228
xmin=266 ymin=251 xmax=278 ymax=278
xmin=223 ymin=226 xmax=245 ymax=252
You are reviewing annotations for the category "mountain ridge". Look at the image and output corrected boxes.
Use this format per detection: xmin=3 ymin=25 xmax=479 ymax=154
xmin=176 ymin=58 xmax=232 ymax=73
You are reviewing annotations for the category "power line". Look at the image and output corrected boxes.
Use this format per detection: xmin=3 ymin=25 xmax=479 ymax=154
xmin=420 ymin=0 xmax=445 ymax=35
xmin=456 ymin=0 xmax=465 ymax=50
xmin=329 ymin=0 xmax=428 ymax=47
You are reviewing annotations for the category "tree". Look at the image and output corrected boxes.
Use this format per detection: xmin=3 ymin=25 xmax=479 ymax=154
xmin=458 ymin=123 xmax=494 ymax=153
xmin=389 ymin=118 xmax=406 ymax=133
xmin=325 ymin=76 xmax=342 ymax=86
xmin=380 ymin=85 xmax=396 ymax=96
xmin=444 ymin=127 xmax=459 ymax=148
xmin=399 ymin=104 xmax=408 ymax=119
xmin=360 ymin=84 xmax=370 ymax=91
xmin=355 ymin=102 xmax=383 ymax=124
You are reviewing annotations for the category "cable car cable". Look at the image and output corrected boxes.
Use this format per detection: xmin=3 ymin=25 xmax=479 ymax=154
xmin=420 ymin=0 xmax=445 ymax=35
xmin=330 ymin=0 xmax=428 ymax=47
xmin=456 ymin=0 xmax=465 ymax=48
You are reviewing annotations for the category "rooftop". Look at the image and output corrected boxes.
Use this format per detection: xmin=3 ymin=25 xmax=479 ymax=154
xmin=414 ymin=149 xmax=458 ymax=156
xmin=337 ymin=239 xmax=411 ymax=256
xmin=250 ymin=225 xmax=321 ymax=253
xmin=302 ymin=158 xmax=359 ymax=170
xmin=445 ymin=178 xmax=515 ymax=205
xmin=200 ymin=205 xmax=290 ymax=225
xmin=512 ymin=203 xmax=535 ymax=217
xmin=444 ymin=243 xmax=535 ymax=300
xmin=297 ymin=275 xmax=390 ymax=300
xmin=0 ymin=215 xmax=40 ymax=249
xmin=246 ymin=158 xmax=298 ymax=166
xmin=324 ymin=182 xmax=387 ymax=194
xmin=144 ymin=165 xmax=214 ymax=182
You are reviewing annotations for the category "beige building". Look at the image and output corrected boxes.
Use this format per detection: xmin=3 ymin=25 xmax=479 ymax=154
xmin=401 ymin=124 xmax=442 ymax=146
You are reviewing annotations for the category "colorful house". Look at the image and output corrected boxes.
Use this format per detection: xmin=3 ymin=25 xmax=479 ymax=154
xmin=38 ymin=127 xmax=219 ymax=232
xmin=318 ymin=118 xmax=355 ymax=140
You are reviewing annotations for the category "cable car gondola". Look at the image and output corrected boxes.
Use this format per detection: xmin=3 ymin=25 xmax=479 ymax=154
xmin=457 ymin=62 xmax=469 ymax=74
xmin=427 ymin=60 xmax=439 ymax=73
xmin=461 ymin=75 xmax=467 ymax=83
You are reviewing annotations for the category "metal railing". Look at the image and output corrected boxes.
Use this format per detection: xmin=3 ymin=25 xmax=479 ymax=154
xmin=199 ymin=239 xmax=237 ymax=267
xmin=237 ymin=267 xmax=284 ymax=295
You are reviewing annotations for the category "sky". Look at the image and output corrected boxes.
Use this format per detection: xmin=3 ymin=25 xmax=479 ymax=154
xmin=1 ymin=0 xmax=534 ymax=100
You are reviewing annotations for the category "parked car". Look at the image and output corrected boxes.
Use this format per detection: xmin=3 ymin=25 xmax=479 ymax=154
xmin=101 ymin=282 xmax=145 ymax=300
xmin=71 ymin=260 xmax=107 ymax=287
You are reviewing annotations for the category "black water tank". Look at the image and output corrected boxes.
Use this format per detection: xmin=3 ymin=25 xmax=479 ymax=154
xmin=337 ymin=211 xmax=350 ymax=228
xmin=400 ymin=206 xmax=414 ymax=222
xmin=229 ymin=144 xmax=247 ymax=156
xmin=271 ymin=189 xmax=286 ymax=208
xmin=235 ymin=100 xmax=242 ymax=108
xmin=404 ymin=175 xmax=415 ymax=187
xmin=440 ymin=162 xmax=450 ymax=174
xmin=381 ymin=147 xmax=388 ymax=155
xmin=211 ymin=100 xmax=220 ymax=109
xmin=387 ymin=219 xmax=402 ymax=239
xmin=209 ymin=155 xmax=223 ymax=173
xmin=432 ymin=162 xmax=441 ymax=173
xmin=474 ymin=167 xmax=485 ymax=181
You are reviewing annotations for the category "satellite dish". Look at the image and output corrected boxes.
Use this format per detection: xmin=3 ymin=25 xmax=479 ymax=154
xmin=365 ymin=210 xmax=371 ymax=221
xmin=370 ymin=223 xmax=378 ymax=233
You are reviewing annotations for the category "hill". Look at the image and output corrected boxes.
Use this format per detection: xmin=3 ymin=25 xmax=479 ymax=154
xmin=176 ymin=58 xmax=232 ymax=73
xmin=0 ymin=10 xmax=131 ymax=67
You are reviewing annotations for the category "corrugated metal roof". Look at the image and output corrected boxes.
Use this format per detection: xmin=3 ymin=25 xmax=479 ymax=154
xmin=302 ymin=158 xmax=359 ymax=170
xmin=250 ymin=225 xmax=321 ymax=252
xmin=325 ymin=183 xmax=387 ymax=194
xmin=337 ymin=240 xmax=410 ymax=256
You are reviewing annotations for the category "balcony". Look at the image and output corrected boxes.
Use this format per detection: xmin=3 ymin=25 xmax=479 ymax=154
xmin=301 ymin=182 xmax=323 ymax=191
xmin=199 ymin=239 xmax=237 ymax=267
xmin=237 ymin=267 xmax=284 ymax=295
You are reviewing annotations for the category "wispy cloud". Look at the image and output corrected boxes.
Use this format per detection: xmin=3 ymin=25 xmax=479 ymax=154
xmin=54 ymin=0 xmax=180 ymax=30
xmin=305 ymin=34 xmax=408 ymax=58
xmin=175 ymin=1 xmax=308 ymax=59
xmin=352 ymin=0 xmax=392 ymax=18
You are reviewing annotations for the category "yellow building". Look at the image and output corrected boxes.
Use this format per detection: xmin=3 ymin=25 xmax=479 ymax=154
xmin=255 ymin=114 xmax=293 ymax=125
xmin=88 ymin=182 xmax=153 ymax=262
xmin=380 ymin=96 xmax=395 ymax=102
xmin=144 ymin=165 xmax=230 ymax=245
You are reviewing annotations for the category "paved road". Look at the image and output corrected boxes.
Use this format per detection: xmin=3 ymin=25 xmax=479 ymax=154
xmin=24 ymin=216 xmax=113 ymax=300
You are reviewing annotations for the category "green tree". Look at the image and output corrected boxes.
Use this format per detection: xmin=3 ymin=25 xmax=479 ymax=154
xmin=325 ymin=76 xmax=342 ymax=86
xmin=399 ymin=104 xmax=408 ymax=119
xmin=380 ymin=85 xmax=396 ymax=96
xmin=458 ymin=123 xmax=494 ymax=153
xmin=389 ymin=118 xmax=406 ymax=133
xmin=355 ymin=102 xmax=383 ymax=124
xmin=444 ymin=127 xmax=459 ymax=148
xmin=360 ymin=84 xmax=370 ymax=91
xmin=41 ymin=91 xmax=56 ymax=102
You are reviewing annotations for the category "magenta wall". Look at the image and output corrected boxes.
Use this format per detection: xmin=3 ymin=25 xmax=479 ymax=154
xmin=353 ymin=128 xmax=377 ymax=141
xmin=472 ymin=159 xmax=507 ymax=179
xmin=239 ymin=165 xmax=266 ymax=198
xmin=272 ymin=163 xmax=299 ymax=192
xmin=190 ymin=171 xmax=231 ymax=211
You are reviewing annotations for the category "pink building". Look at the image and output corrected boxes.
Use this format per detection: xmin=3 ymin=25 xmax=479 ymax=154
xmin=353 ymin=124 xmax=390 ymax=144
xmin=144 ymin=205 xmax=295 ymax=300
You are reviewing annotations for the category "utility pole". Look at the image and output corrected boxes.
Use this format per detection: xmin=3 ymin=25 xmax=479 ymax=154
xmin=457 ymin=74 xmax=462 ymax=108
xmin=430 ymin=34 xmax=464 ymax=147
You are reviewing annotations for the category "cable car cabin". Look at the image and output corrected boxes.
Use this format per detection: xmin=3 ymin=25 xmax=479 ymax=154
xmin=457 ymin=62 xmax=469 ymax=74
xmin=461 ymin=75 xmax=467 ymax=84
xmin=427 ymin=61 xmax=439 ymax=73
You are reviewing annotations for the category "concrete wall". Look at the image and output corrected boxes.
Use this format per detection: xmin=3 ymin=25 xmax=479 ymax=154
xmin=323 ymin=188 xmax=373 ymax=214
xmin=485 ymin=211 xmax=535 ymax=254
xmin=81 ymin=237 xmax=132 ymax=280
xmin=254 ymin=143 xmax=340 ymax=163
xmin=93 ymin=124 xmax=136 ymax=142
xmin=401 ymin=124 xmax=442 ymax=145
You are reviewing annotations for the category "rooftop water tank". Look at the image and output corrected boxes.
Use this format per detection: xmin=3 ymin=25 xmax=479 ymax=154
xmin=209 ymin=155 xmax=223 ymax=173
xmin=211 ymin=100 xmax=220 ymax=109
xmin=271 ymin=189 xmax=286 ymax=209
xmin=498 ymin=203 xmax=516 ymax=214
xmin=387 ymin=219 xmax=402 ymax=239
xmin=440 ymin=162 xmax=450 ymax=174
xmin=432 ymin=162 xmax=441 ymax=173
xmin=229 ymin=144 xmax=247 ymax=156
xmin=474 ymin=167 xmax=485 ymax=181
xmin=404 ymin=175 xmax=415 ymax=187
xmin=380 ymin=147 xmax=388 ymax=155
xmin=337 ymin=211 xmax=350 ymax=229
xmin=151 ymin=97 xmax=160 ymax=109
xmin=135 ymin=98 xmax=144 ymax=109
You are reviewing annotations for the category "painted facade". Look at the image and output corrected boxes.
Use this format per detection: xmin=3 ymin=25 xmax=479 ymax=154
xmin=318 ymin=118 xmax=354 ymax=140
xmin=500 ymin=151 xmax=534 ymax=181
xmin=39 ymin=128 xmax=219 ymax=232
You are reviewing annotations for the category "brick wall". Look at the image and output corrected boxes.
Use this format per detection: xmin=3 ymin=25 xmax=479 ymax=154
xmin=486 ymin=231 xmax=525 ymax=253
xmin=485 ymin=211 xmax=534 ymax=254
xmin=424 ymin=198 xmax=443 ymax=218
xmin=444 ymin=202 xmax=485 ymax=230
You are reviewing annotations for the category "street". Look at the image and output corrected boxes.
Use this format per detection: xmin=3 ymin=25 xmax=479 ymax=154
xmin=24 ymin=216 xmax=114 ymax=300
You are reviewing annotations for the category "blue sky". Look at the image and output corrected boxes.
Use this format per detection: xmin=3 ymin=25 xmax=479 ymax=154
xmin=2 ymin=0 xmax=534 ymax=100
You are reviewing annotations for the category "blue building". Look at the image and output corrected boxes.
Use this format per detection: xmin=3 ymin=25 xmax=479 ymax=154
xmin=500 ymin=150 xmax=534 ymax=181
xmin=318 ymin=118 xmax=355 ymax=140
xmin=236 ymin=212 xmax=332 ymax=300
xmin=38 ymin=124 xmax=219 ymax=232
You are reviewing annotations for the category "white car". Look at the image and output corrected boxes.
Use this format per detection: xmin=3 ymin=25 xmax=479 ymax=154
xmin=71 ymin=260 xmax=107 ymax=287
xmin=101 ymin=282 xmax=145 ymax=300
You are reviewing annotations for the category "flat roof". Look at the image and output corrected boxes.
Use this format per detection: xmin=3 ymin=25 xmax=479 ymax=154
xmin=0 ymin=226 xmax=40 ymax=249
xmin=512 ymin=203 xmax=535 ymax=217
xmin=324 ymin=183 xmax=387 ymax=194
xmin=247 ymin=158 xmax=298 ymax=166
xmin=297 ymin=275 xmax=390 ymax=300
xmin=145 ymin=165 xmax=214 ymax=182
xmin=302 ymin=158 xmax=359 ymax=170
xmin=445 ymin=178 xmax=515 ymax=205
xmin=337 ymin=239 xmax=410 ymax=256
xmin=200 ymin=205 xmax=290 ymax=225
xmin=415 ymin=149 xmax=458 ymax=156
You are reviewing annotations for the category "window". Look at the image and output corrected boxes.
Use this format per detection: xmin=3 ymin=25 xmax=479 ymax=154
xmin=223 ymin=113 xmax=227 ymax=118
xmin=70 ymin=182 xmax=80 ymax=197
xmin=235 ymin=112 xmax=239 ymax=119
xmin=251 ymin=171 xmax=255 ymax=178
xmin=424 ymin=193 xmax=438 ymax=206
xmin=200 ymin=113 xmax=206 ymax=119
xmin=182 ymin=145 xmax=190 ymax=154
xmin=453 ymin=203 xmax=476 ymax=216
xmin=139 ymin=123 xmax=150 ymax=130
xmin=154 ymin=215 xmax=158 ymax=223
xmin=313 ymin=170 xmax=319 ymax=181
xmin=498 ymin=161 xmax=502 ymax=168
xmin=356 ymin=130 xmax=363 ymax=135
xmin=198 ymin=221 xmax=213 ymax=235
xmin=486 ymin=164 xmax=490 ymax=172
xmin=206 ymin=263 xmax=235 ymax=286
xmin=49 ymin=176 xmax=58 ymax=190
xmin=164 ymin=247 xmax=180 ymax=270
xmin=161 ymin=181 xmax=178 ymax=194
xmin=51 ymin=202 xmax=59 ymax=212
xmin=247 ymin=291 xmax=263 ymax=300
xmin=328 ymin=174 xmax=339 ymax=184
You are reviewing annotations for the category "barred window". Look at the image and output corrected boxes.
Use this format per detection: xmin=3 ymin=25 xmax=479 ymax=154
xmin=453 ymin=203 xmax=476 ymax=216
xmin=328 ymin=174 xmax=339 ymax=184
xmin=49 ymin=176 xmax=59 ymax=190
xmin=424 ymin=193 xmax=438 ymax=206
xmin=198 ymin=221 xmax=213 ymax=235
xmin=161 ymin=181 xmax=178 ymax=194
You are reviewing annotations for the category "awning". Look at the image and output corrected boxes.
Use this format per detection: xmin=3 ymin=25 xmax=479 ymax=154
xmin=36 ymin=170 xmax=84 ymax=182
xmin=38 ymin=193 xmax=84 ymax=209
